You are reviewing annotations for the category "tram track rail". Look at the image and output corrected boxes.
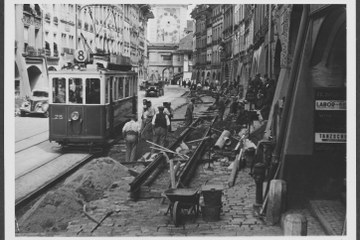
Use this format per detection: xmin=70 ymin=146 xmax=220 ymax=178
xmin=129 ymin=115 xmax=217 ymax=200
xmin=15 ymin=152 xmax=96 ymax=209
xmin=129 ymin=118 xmax=202 ymax=200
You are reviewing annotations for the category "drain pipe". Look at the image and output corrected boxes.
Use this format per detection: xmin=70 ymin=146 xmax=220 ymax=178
xmin=272 ymin=5 xmax=309 ymax=180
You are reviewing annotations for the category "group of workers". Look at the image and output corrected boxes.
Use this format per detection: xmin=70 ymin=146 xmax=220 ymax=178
xmin=122 ymin=98 xmax=192 ymax=162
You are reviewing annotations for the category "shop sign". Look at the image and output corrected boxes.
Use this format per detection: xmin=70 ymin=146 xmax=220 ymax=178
xmin=314 ymin=88 xmax=346 ymax=145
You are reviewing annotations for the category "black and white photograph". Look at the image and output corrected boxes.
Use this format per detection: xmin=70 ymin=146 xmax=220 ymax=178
xmin=4 ymin=0 xmax=356 ymax=239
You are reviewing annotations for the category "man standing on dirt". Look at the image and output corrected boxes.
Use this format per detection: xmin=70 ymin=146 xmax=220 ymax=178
xmin=184 ymin=98 xmax=195 ymax=126
xmin=141 ymin=100 xmax=156 ymax=140
xmin=151 ymin=106 xmax=170 ymax=155
xmin=122 ymin=114 xmax=141 ymax=162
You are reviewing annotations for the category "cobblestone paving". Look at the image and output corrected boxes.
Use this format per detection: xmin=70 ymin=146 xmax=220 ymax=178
xmin=63 ymin=95 xmax=326 ymax=237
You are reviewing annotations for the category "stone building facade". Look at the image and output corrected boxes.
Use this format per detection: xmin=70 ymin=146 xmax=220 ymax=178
xmin=15 ymin=4 xmax=153 ymax=97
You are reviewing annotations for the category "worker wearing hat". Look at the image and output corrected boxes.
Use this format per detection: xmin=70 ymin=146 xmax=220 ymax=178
xmin=122 ymin=114 xmax=141 ymax=162
xmin=151 ymin=106 xmax=170 ymax=155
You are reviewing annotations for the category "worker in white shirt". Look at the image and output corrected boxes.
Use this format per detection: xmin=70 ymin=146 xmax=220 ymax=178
xmin=122 ymin=114 xmax=141 ymax=162
xmin=151 ymin=106 xmax=170 ymax=155
xmin=141 ymin=100 xmax=156 ymax=140
xmin=163 ymin=102 xmax=173 ymax=132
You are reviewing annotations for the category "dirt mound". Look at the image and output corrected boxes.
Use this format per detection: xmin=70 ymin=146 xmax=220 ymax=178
xmin=19 ymin=157 xmax=132 ymax=233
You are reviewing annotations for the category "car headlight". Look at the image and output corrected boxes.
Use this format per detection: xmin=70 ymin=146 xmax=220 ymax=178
xmin=70 ymin=111 xmax=80 ymax=121
xmin=21 ymin=101 xmax=29 ymax=108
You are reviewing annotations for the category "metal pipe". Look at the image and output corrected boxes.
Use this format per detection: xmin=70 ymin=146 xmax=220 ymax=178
xmin=214 ymin=130 xmax=231 ymax=150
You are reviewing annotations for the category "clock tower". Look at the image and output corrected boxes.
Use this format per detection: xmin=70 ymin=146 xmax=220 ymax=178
xmin=147 ymin=5 xmax=189 ymax=44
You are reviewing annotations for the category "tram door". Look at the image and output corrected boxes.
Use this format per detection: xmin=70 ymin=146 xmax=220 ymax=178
xmin=67 ymin=78 xmax=84 ymax=137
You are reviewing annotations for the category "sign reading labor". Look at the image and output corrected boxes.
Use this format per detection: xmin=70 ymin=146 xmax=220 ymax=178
xmin=315 ymin=100 xmax=346 ymax=110
xmin=314 ymin=88 xmax=346 ymax=145
xmin=74 ymin=49 xmax=87 ymax=62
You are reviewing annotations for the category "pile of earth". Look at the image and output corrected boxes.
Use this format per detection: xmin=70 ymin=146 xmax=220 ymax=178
xmin=18 ymin=157 xmax=133 ymax=234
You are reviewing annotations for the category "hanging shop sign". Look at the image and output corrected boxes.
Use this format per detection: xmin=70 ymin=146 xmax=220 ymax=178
xmin=314 ymin=88 xmax=346 ymax=145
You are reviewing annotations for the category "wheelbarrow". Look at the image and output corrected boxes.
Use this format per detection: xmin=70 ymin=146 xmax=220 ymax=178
xmin=163 ymin=188 xmax=200 ymax=226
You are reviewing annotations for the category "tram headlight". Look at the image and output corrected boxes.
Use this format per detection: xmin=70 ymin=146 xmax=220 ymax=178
xmin=70 ymin=111 xmax=80 ymax=121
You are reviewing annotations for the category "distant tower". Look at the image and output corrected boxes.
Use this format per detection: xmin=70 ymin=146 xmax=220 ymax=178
xmin=147 ymin=5 xmax=189 ymax=44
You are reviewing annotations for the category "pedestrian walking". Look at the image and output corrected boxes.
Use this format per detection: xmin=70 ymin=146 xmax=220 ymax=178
xmin=122 ymin=114 xmax=141 ymax=162
xmin=151 ymin=106 xmax=170 ymax=155
xmin=141 ymin=100 xmax=156 ymax=140
xmin=184 ymin=98 xmax=195 ymax=126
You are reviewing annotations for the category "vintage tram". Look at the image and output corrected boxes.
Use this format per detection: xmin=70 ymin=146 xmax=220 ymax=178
xmin=48 ymin=63 xmax=137 ymax=146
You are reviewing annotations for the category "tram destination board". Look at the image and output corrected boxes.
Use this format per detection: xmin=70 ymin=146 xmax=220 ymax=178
xmin=314 ymin=88 xmax=346 ymax=151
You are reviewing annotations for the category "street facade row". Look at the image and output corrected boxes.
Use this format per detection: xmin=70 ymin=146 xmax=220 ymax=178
xmin=15 ymin=4 xmax=154 ymax=98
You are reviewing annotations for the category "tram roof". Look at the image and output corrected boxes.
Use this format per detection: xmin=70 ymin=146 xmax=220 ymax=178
xmin=49 ymin=67 xmax=137 ymax=76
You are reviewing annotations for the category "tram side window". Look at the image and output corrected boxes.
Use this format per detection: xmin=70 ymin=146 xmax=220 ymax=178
xmin=52 ymin=78 xmax=66 ymax=103
xmin=118 ymin=77 xmax=124 ymax=99
xmin=69 ymin=78 xmax=83 ymax=104
xmin=129 ymin=77 xmax=133 ymax=97
xmin=86 ymin=78 xmax=100 ymax=104
xmin=124 ymin=77 xmax=130 ymax=97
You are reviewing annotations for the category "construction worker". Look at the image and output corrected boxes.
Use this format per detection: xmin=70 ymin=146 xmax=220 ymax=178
xmin=217 ymin=95 xmax=226 ymax=121
xmin=122 ymin=114 xmax=141 ymax=162
xmin=184 ymin=98 xmax=195 ymax=126
xmin=151 ymin=106 xmax=170 ymax=155
xmin=163 ymin=102 xmax=174 ymax=132
xmin=141 ymin=100 xmax=156 ymax=140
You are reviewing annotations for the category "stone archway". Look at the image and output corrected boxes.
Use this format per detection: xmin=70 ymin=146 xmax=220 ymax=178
xmin=27 ymin=65 xmax=42 ymax=91
xmin=206 ymin=72 xmax=210 ymax=83
xmin=15 ymin=62 xmax=20 ymax=97
xmin=48 ymin=66 xmax=57 ymax=71
xmin=162 ymin=68 xmax=171 ymax=82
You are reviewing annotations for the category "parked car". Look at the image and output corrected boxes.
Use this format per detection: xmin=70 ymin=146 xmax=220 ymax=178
xmin=145 ymin=81 xmax=164 ymax=97
xmin=20 ymin=89 xmax=49 ymax=117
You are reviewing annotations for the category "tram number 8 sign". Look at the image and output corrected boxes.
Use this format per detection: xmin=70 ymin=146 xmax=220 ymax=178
xmin=75 ymin=49 xmax=87 ymax=62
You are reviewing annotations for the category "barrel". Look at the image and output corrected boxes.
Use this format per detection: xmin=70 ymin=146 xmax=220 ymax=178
xmin=201 ymin=185 xmax=223 ymax=206
xmin=201 ymin=185 xmax=223 ymax=222
xmin=201 ymin=205 xmax=221 ymax=222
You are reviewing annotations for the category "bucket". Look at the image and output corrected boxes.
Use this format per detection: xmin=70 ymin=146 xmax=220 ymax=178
xmin=201 ymin=205 xmax=221 ymax=221
xmin=201 ymin=185 xmax=223 ymax=206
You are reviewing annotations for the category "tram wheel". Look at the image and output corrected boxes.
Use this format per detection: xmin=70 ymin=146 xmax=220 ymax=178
xmin=172 ymin=201 xmax=181 ymax=227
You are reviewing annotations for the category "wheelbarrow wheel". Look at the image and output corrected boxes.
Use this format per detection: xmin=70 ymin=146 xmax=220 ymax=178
xmin=172 ymin=201 xmax=181 ymax=226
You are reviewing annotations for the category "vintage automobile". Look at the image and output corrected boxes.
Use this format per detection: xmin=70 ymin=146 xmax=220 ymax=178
xmin=145 ymin=81 xmax=164 ymax=97
xmin=20 ymin=89 xmax=49 ymax=117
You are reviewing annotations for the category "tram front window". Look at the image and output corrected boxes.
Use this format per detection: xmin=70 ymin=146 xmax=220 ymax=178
xmin=52 ymin=78 xmax=66 ymax=103
xmin=86 ymin=78 xmax=100 ymax=104
xmin=69 ymin=78 xmax=83 ymax=104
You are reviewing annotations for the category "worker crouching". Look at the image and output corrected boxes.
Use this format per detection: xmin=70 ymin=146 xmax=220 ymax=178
xmin=151 ymin=106 xmax=170 ymax=155
xmin=122 ymin=114 xmax=141 ymax=162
